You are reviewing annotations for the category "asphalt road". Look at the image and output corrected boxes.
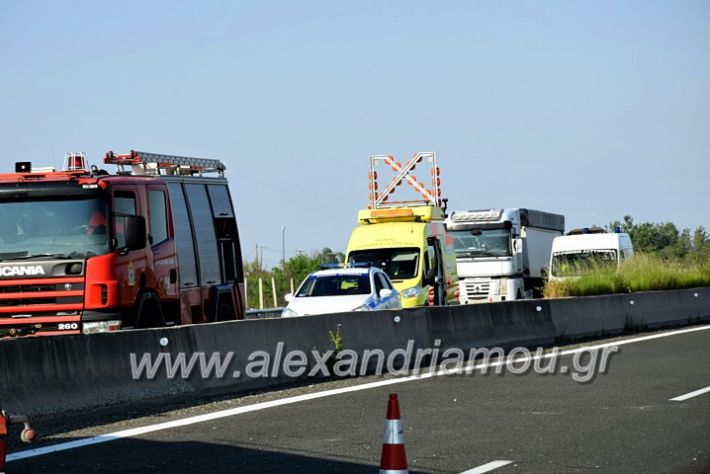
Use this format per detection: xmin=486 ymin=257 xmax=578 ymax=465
xmin=7 ymin=325 xmax=710 ymax=473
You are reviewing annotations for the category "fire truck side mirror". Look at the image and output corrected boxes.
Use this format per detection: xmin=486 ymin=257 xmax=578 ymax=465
xmin=124 ymin=215 xmax=147 ymax=251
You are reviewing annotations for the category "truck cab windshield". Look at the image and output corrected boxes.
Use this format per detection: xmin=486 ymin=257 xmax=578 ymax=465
xmin=0 ymin=196 xmax=109 ymax=261
xmin=348 ymin=248 xmax=420 ymax=281
xmin=551 ymin=250 xmax=618 ymax=277
xmin=450 ymin=229 xmax=512 ymax=258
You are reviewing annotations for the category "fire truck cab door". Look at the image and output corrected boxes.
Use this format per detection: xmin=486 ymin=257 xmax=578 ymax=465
xmin=146 ymin=186 xmax=178 ymax=300
xmin=111 ymin=187 xmax=145 ymax=307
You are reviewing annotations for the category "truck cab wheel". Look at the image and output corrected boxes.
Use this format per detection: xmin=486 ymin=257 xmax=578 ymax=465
xmin=216 ymin=300 xmax=235 ymax=322
xmin=134 ymin=292 xmax=166 ymax=328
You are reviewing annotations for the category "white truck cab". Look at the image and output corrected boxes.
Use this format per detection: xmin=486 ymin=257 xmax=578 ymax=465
xmin=548 ymin=228 xmax=634 ymax=281
xmin=445 ymin=208 xmax=564 ymax=303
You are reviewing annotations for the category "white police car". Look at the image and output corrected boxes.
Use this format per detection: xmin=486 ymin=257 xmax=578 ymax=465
xmin=282 ymin=267 xmax=401 ymax=317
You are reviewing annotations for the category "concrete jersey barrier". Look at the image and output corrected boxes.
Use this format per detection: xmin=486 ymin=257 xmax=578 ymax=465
xmin=0 ymin=287 xmax=708 ymax=417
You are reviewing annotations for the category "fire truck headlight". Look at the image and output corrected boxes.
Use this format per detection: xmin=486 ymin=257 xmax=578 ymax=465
xmin=82 ymin=320 xmax=122 ymax=334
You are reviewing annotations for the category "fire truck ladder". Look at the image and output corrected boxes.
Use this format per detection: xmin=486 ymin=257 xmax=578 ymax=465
xmin=104 ymin=150 xmax=226 ymax=177
xmin=368 ymin=152 xmax=442 ymax=209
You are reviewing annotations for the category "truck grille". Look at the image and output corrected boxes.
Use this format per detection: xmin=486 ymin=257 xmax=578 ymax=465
xmin=0 ymin=278 xmax=84 ymax=316
xmin=461 ymin=278 xmax=490 ymax=301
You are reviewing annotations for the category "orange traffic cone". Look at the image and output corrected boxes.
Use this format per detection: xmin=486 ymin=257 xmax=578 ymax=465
xmin=379 ymin=393 xmax=408 ymax=474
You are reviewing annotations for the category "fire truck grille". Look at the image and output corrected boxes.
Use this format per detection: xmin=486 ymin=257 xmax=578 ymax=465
xmin=0 ymin=283 xmax=85 ymax=294
xmin=0 ymin=296 xmax=83 ymax=307
xmin=0 ymin=279 xmax=84 ymax=316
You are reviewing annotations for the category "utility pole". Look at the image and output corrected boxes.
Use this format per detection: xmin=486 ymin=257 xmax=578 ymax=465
xmin=255 ymin=244 xmax=268 ymax=270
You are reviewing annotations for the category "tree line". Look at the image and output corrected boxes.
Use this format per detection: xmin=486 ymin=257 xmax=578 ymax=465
xmin=608 ymin=216 xmax=710 ymax=262
xmin=243 ymin=248 xmax=344 ymax=309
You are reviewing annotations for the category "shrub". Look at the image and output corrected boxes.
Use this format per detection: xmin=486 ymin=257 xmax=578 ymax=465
xmin=543 ymin=254 xmax=710 ymax=298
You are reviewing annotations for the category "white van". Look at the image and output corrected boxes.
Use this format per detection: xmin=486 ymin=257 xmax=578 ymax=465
xmin=548 ymin=228 xmax=634 ymax=281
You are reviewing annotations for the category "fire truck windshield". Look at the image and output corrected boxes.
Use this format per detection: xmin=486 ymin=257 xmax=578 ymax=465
xmin=0 ymin=196 xmax=109 ymax=261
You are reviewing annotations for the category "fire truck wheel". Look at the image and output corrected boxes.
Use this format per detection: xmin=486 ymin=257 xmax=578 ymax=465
xmin=216 ymin=300 xmax=235 ymax=322
xmin=134 ymin=291 xmax=166 ymax=328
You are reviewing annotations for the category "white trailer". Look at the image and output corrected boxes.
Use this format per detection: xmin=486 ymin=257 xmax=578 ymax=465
xmin=444 ymin=208 xmax=564 ymax=303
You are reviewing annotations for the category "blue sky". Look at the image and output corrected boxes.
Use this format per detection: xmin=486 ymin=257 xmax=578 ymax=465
xmin=1 ymin=1 xmax=708 ymax=268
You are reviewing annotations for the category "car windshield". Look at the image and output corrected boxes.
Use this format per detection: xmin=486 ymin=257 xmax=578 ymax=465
xmin=450 ymin=228 xmax=512 ymax=258
xmin=0 ymin=195 xmax=110 ymax=261
xmin=551 ymin=250 xmax=618 ymax=277
xmin=296 ymin=274 xmax=371 ymax=297
xmin=348 ymin=248 xmax=420 ymax=281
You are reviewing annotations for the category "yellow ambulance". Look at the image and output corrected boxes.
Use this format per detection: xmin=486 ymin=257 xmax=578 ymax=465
xmin=345 ymin=206 xmax=458 ymax=308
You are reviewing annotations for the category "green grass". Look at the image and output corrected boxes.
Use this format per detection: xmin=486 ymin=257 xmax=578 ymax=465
xmin=544 ymin=254 xmax=710 ymax=298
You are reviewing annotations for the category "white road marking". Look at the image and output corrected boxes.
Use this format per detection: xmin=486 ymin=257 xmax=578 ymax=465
xmin=670 ymin=385 xmax=710 ymax=402
xmin=8 ymin=323 xmax=710 ymax=463
xmin=460 ymin=460 xmax=514 ymax=473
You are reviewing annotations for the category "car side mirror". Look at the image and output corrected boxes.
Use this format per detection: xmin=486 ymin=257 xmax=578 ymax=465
xmin=284 ymin=293 xmax=293 ymax=303
xmin=379 ymin=288 xmax=393 ymax=299
xmin=124 ymin=215 xmax=147 ymax=251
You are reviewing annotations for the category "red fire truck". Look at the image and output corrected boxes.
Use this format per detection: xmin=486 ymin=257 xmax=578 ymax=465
xmin=0 ymin=150 xmax=245 ymax=337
